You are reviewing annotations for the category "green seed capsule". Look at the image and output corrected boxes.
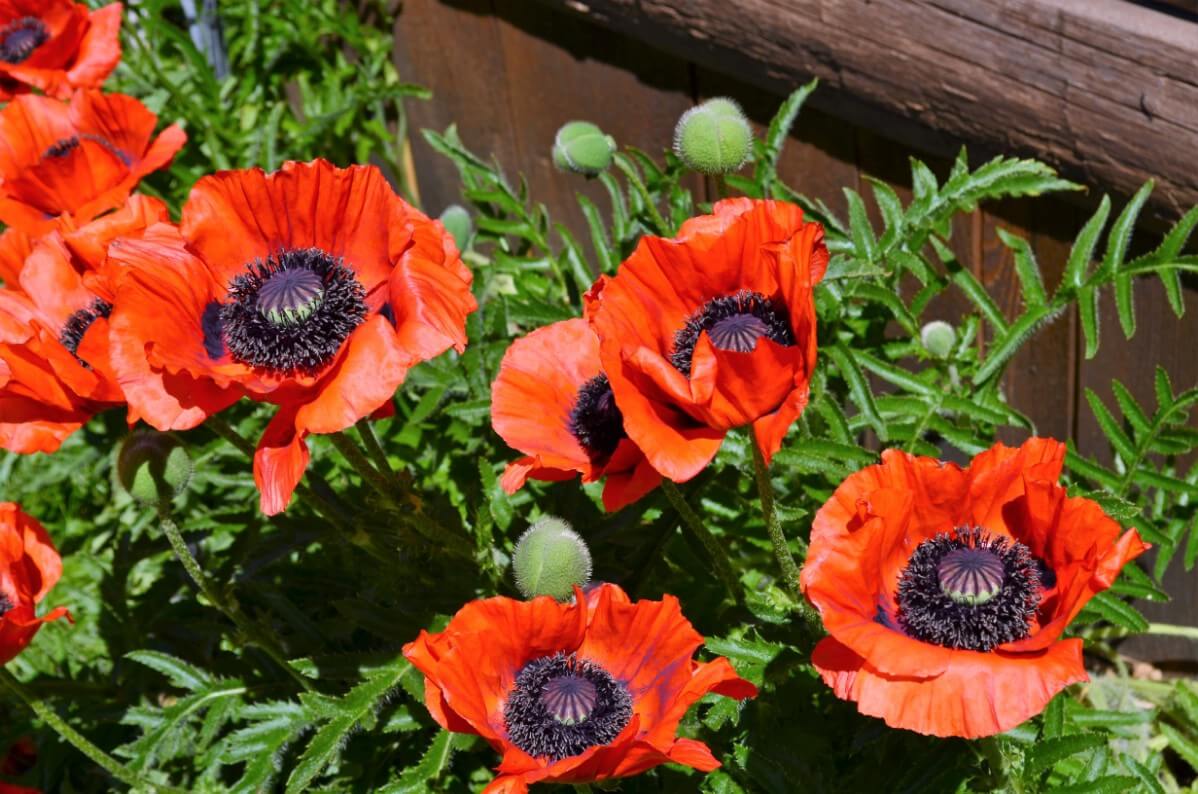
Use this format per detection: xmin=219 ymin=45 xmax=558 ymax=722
xmin=552 ymin=121 xmax=617 ymax=176
xmin=116 ymin=431 xmax=193 ymax=507
xmin=512 ymin=516 xmax=592 ymax=602
xmin=673 ymin=97 xmax=753 ymax=175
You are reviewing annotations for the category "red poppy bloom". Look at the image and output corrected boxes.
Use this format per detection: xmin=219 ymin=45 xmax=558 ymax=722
xmin=0 ymin=90 xmax=185 ymax=234
xmin=404 ymin=583 xmax=756 ymax=793
xmin=585 ymin=198 xmax=827 ymax=483
xmin=107 ymin=159 xmax=476 ymax=515
xmin=491 ymin=318 xmax=661 ymax=511
xmin=800 ymin=438 xmax=1149 ymax=738
xmin=0 ymin=0 xmax=121 ymax=100
xmin=0 ymin=736 xmax=34 ymax=777
xmin=0 ymin=783 xmax=38 ymax=794
xmin=0 ymin=195 xmax=165 ymax=453
xmin=0 ymin=503 xmax=69 ymax=665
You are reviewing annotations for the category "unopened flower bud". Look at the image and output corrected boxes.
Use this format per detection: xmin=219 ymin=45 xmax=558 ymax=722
xmin=116 ymin=430 xmax=193 ymax=506
xmin=512 ymin=516 xmax=592 ymax=601
xmin=920 ymin=320 xmax=957 ymax=359
xmin=673 ymin=97 xmax=752 ymax=175
xmin=438 ymin=204 xmax=472 ymax=251
xmin=552 ymin=121 xmax=616 ymax=176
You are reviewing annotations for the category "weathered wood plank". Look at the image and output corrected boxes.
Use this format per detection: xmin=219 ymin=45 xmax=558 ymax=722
xmin=532 ymin=0 xmax=1198 ymax=218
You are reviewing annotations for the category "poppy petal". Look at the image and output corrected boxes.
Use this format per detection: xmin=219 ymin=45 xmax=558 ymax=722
xmin=253 ymin=405 xmax=310 ymax=516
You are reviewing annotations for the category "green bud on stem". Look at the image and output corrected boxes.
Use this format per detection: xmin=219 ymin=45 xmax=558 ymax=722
xmin=116 ymin=430 xmax=193 ymax=507
xmin=673 ymin=97 xmax=753 ymax=175
xmin=552 ymin=121 xmax=616 ymax=176
xmin=512 ymin=516 xmax=592 ymax=601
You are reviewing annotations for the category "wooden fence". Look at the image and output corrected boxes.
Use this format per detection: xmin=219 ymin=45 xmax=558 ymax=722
xmin=391 ymin=0 xmax=1198 ymax=663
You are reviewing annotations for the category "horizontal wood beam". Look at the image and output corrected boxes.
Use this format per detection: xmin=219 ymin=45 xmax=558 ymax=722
xmin=534 ymin=0 xmax=1198 ymax=218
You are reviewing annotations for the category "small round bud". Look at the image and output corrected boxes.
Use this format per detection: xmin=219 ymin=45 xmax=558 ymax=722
xmin=920 ymin=320 xmax=958 ymax=359
xmin=673 ymin=97 xmax=752 ymax=174
xmin=116 ymin=430 xmax=193 ymax=506
xmin=552 ymin=121 xmax=616 ymax=176
xmin=438 ymin=204 xmax=472 ymax=251
xmin=512 ymin=516 xmax=592 ymax=601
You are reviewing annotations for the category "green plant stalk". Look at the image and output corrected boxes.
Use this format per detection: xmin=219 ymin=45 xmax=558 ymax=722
xmin=613 ymin=155 xmax=670 ymax=235
xmin=0 ymin=668 xmax=186 ymax=794
xmin=330 ymin=430 xmax=397 ymax=501
xmin=660 ymin=480 xmax=739 ymax=599
xmin=1085 ymin=622 xmax=1198 ymax=641
xmin=158 ymin=509 xmax=314 ymax=693
xmin=750 ymin=435 xmax=804 ymax=598
xmin=356 ymin=419 xmax=399 ymax=487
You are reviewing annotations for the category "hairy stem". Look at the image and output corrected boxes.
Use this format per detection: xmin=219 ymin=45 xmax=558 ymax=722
xmin=750 ymin=435 xmax=804 ymax=598
xmin=330 ymin=431 xmax=396 ymax=501
xmin=356 ymin=419 xmax=399 ymax=486
xmin=660 ymin=480 xmax=740 ymax=599
xmin=0 ymin=668 xmax=186 ymax=793
xmin=158 ymin=509 xmax=314 ymax=692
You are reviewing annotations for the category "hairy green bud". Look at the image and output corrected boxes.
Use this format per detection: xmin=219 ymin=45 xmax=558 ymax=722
xmin=438 ymin=204 xmax=472 ymax=251
xmin=512 ymin=516 xmax=592 ymax=601
xmin=920 ymin=320 xmax=958 ymax=359
xmin=116 ymin=431 xmax=193 ymax=507
xmin=552 ymin=121 xmax=616 ymax=176
xmin=673 ymin=97 xmax=752 ymax=175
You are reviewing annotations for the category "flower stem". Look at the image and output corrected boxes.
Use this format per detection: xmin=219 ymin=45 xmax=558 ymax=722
xmin=660 ymin=480 xmax=740 ymax=600
xmin=356 ymin=419 xmax=400 ymax=486
xmin=0 ymin=668 xmax=186 ymax=793
xmin=750 ymin=435 xmax=803 ymax=598
xmin=158 ymin=509 xmax=314 ymax=693
xmin=330 ymin=431 xmax=396 ymax=501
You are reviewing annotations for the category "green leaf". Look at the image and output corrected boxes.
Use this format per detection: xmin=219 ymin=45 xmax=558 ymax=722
xmin=126 ymin=650 xmax=213 ymax=691
xmin=1154 ymin=366 xmax=1174 ymax=412
xmin=844 ymin=188 xmax=878 ymax=265
xmin=1084 ymin=591 xmax=1149 ymax=633
xmin=1161 ymin=722 xmax=1198 ymax=772
xmin=383 ymin=730 xmax=458 ymax=792
xmin=1078 ymin=286 xmax=1100 ymax=359
xmin=285 ymin=658 xmax=414 ymax=793
xmin=1123 ymin=758 xmax=1166 ymax=794
xmin=1025 ymin=734 xmax=1106 ymax=777
xmin=760 ymin=79 xmax=817 ymax=182
xmin=1101 ymin=181 xmax=1153 ymax=279
xmin=1084 ymin=389 xmax=1136 ymax=463
xmin=973 ymin=306 xmax=1054 ymax=385
xmin=1042 ymin=693 xmax=1066 ymax=739
xmin=996 ymin=228 xmax=1048 ymax=308
xmin=1062 ymin=196 xmax=1111 ymax=294
xmin=828 ymin=344 xmax=887 ymax=441
xmin=1047 ymin=776 xmax=1137 ymax=794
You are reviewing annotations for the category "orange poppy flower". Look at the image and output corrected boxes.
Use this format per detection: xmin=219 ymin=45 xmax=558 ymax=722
xmin=107 ymin=159 xmax=477 ymax=515
xmin=0 ymin=503 xmax=70 ymax=665
xmin=0 ymin=90 xmax=184 ymax=234
xmin=403 ymin=583 xmax=756 ymax=793
xmin=0 ymin=0 xmax=121 ymax=100
xmin=799 ymin=438 xmax=1149 ymax=739
xmin=491 ymin=318 xmax=661 ymax=511
xmin=585 ymin=198 xmax=827 ymax=483
xmin=0 ymin=195 xmax=166 ymax=453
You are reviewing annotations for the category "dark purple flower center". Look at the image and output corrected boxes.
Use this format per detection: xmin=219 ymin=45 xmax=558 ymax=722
xmin=59 ymin=299 xmax=113 ymax=367
xmin=671 ymin=289 xmax=794 ymax=376
xmin=0 ymin=17 xmax=48 ymax=65
xmin=42 ymin=134 xmax=132 ymax=166
xmin=0 ymin=592 xmax=11 ymax=618
xmin=568 ymin=374 xmax=625 ymax=463
xmin=219 ymin=248 xmax=366 ymax=377
xmin=504 ymin=652 xmax=632 ymax=762
xmin=896 ymin=527 xmax=1041 ymax=652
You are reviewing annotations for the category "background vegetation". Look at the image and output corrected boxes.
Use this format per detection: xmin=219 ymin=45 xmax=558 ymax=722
xmin=3 ymin=2 xmax=1198 ymax=792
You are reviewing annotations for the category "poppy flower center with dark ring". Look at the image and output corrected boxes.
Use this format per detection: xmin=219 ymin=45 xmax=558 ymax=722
xmin=568 ymin=374 xmax=625 ymax=462
xmin=896 ymin=526 xmax=1042 ymax=652
xmin=0 ymin=17 xmax=48 ymax=64
xmin=42 ymin=135 xmax=133 ymax=166
xmin=59 ymin=299 xmax=113 ymax=367
xmin=215 ymin=248 xmax=366 ymax=376
xmin=503 ymin=652 xmax=632 ymax=762
xmin=671 ymin=289 xmax=794 ymax=376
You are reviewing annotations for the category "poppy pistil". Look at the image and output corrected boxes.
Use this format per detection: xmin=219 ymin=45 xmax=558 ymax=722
xmin=670 ymin=289 xmax=794 ymax=376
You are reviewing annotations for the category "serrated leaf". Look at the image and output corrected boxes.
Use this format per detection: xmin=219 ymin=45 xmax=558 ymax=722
xmin=1123 ymin=757 xmax=1166 ymax=794
xmin=1047 ymin=775 xmax=1137 ymax=794
xmin=1025 ymin=734 xmax=1106 ymax=777
xmin=1084 ymin=389 xmax=1136 ymax=464
xmin=1078 ymin=285 xmax=1100 ymax=359
xmin=1161 ymin=723 xmax=1198 ymax=772
xmin=760 ymin=79 xmax=817 ymax=182
xmin=384 ymin=730 xmax=457 ymax=792
xmin=1086 ymin=591 xmax=1149 ymax=633
xmin=285 ymin=658 xmax=414 ymax=793
xmin=997 ymin=227 xmax=1048 ymax=308
xmin=126 ymin=650 xmax=213 ymax=692
xmin=828 ymin=344 xmax=887 ymax=441
xmin=1062 ymin=196 xmax=1112 ymax=293
xmin=844 ymin=188 xmax=878 ymax=265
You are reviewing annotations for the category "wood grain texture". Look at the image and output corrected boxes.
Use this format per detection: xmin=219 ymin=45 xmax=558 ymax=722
xmin=532 ymin=0 xmax=1198 ymax=218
